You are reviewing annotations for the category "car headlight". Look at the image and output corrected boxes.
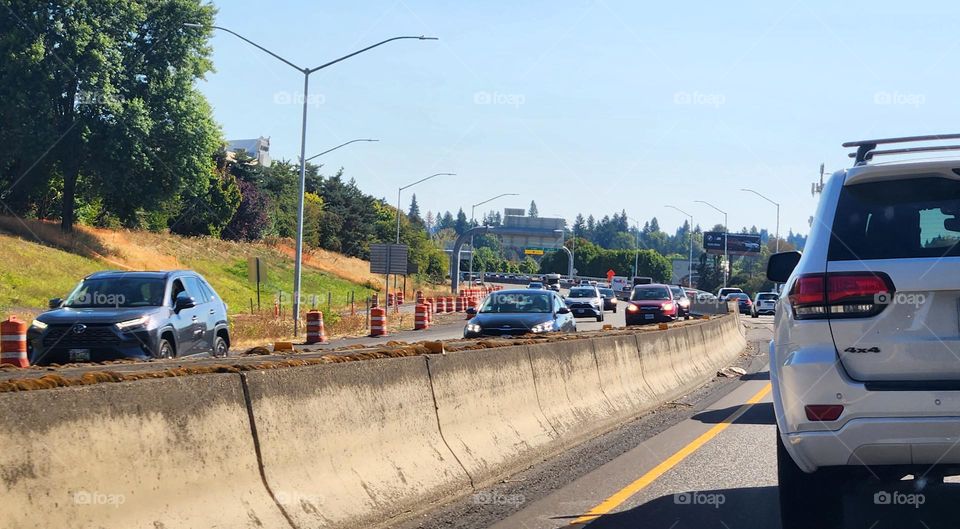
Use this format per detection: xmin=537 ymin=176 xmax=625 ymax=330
xmin=626 ymin=304 xmax=639 ymax=312
xmin=465 ymin=323 xmax=482 ymax=333
xmin=30 ymin=319 xmax=48 ymax=330
xmin=530 ymin=321 xmax=554 ymax=333
xmin=115 ymin=316 xmax=148 ymax=331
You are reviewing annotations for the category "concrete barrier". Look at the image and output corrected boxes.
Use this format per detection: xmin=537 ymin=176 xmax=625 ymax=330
xmin=427 ymin=346 xmax=560 ymax=488
xmin=526 ymin=338 xmax=619 ymax=444
xmin=0 ymin=314 xmax=746 ymax=529
xmin=0 ymin=374 xmax=288 ymax=529
xmin=591 ymin=333 xmax=659 ymax=419
xmin=243 ymin=356 xmax=470 ymax=529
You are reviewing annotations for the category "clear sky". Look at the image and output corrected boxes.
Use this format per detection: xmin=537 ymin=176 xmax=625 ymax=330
xmin=195 ymin=0 xmax=960 ymax=237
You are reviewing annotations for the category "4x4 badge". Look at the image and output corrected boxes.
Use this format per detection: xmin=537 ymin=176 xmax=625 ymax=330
xmin=844 ymin=346 xmax=881 ymax=353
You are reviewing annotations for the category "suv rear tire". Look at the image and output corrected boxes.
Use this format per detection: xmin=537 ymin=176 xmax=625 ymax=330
xmin=157 ymin=338 xmax=174 ymax=359
xmin=213 ymin=335 xmax=229 ymax=358
xmin=777 ymin=427 xmax=844 ymax=529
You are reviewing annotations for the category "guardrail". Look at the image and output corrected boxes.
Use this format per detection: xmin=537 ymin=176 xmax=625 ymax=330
xmin=0 ymin=313 xmax=746 ymax=529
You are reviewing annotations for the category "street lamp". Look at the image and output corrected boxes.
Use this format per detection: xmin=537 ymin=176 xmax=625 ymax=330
xmin=184 ymin=23 xmax=437 ymax=336
xmin=625 ymin=216 xmax=643 ymax=278
xmin=469 ymin=193 xmax=519 ymax=281
xmin=694 ymin=200 xmax=729 ymax=288
xmin=392 ymin=173 xmax=454 ymax=295
xmin=665 ymin=205 xmax=694 ymax=288
xmin=304 ymin=138 xmax=378 ymax=163
xmin=397 ymin=173 xmax=455 ymax=244
xmin=740 ymin=188 xmax=780 ymax=253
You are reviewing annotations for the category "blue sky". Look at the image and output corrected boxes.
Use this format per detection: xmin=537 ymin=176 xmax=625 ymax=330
xmin=196 ymin=0 xmax=960 ymax=237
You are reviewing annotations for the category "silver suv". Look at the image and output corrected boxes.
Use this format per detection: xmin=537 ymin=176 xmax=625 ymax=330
xmin=768 ymin=134 xmax=960 ymax=529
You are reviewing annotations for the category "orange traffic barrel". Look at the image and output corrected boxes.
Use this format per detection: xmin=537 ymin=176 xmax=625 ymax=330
xmin=370 ymin=307 xmax=387 ymax=337
xmin=414 ymin=304 xmax=429 ymax=330
xmin=305 ymin=310 xmax=328 ymax=344
xmin=1 ymin=316 xmax=29 ymax=367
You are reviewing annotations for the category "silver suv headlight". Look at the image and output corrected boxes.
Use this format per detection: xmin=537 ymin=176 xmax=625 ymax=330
xmin=115 ymin=316 xmax=148 ymax=331
xmin=530 ymin=321 xmax=554 ymax=333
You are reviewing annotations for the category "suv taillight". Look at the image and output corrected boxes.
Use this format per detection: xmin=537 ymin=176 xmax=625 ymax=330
xmin=788 ymin=272 xmax=893 ymax=320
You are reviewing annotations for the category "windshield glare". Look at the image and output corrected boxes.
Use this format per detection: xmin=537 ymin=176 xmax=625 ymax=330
xmin=64 ymin=277 xmax=166 ymax=308
xmin=632 ymin=287 xmax=670 ymax=301
xmin=479 ymin=292 xmax=553 ymax=313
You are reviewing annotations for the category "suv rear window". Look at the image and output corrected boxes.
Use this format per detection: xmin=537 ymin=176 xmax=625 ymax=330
xmin=829 ymin=176 xmax=960 ymax=260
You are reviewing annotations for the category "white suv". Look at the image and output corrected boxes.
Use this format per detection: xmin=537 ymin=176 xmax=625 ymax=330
xmin=768 ymin=134 xmax=960 ymax=529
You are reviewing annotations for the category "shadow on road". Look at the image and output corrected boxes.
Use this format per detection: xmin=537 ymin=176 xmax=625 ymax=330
xmin=691 ymin=402 xmax=775 ymax=425
xmin=739 ymin=370 xmax=770 ymax=381
xmin=558 ymin=481 xmax=960 ymax=529
xmin=556 ymin=486 xmax=779 ymax=529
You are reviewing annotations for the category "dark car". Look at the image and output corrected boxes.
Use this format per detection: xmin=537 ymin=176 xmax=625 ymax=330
xmin=597 ymin=287 xmax=618 ymax=313
xmin=27 ymin=270 xmax=230 ymax=365
xmin=624 ymin=284 xmax=678 ymax=325
xmin=668 ymin=285 xmax=692 ymax=320
xmin=726 ymin=292 xmax=753 ymax=315
xmin=464 ymin=289 xmax=575 ymax=338
xmin=564 ymin=286 xmax=605 ymax=322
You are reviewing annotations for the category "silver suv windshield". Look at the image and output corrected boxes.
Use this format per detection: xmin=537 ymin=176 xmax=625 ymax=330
xmin=64 ymin=277 xmax=166 ymax=308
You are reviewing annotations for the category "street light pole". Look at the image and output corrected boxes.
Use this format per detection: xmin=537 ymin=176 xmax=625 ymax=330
xmin=665 ymin=205 xmax=694 ymax=288
xmin=393 ymin=173 xmax=454 ymax=295
xmin=304 ymin=138 xmax=378 ymax=163
xmin=741 ymin=188 xmax=780 ymax=253
xmin=695 ymin=200 xmax=729 ymax=288
xmin=185 ymin=23 xmax=437 ymax=336
xmin=468 ymin=193 xmax=519 ymax=282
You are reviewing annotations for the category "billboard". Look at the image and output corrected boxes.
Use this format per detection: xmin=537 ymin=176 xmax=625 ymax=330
xmin=703 ymin=232 xmax=761 ymax=256
xmin=369 ymin=243 xmax=409 ymax=274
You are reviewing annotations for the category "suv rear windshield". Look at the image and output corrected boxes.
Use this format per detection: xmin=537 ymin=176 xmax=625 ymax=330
xmin=829 ymin=176 xmax=960 ymax=260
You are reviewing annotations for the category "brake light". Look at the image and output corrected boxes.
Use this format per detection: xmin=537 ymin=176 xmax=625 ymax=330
xmin=788 ymin=272 xmax=893 ymax=320
xmin=805 ymin=404 xmax=844 ymax=421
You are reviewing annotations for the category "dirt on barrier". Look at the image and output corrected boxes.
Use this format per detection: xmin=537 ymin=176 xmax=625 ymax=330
xmin=0 ymin=316 xmax=722 ymax=394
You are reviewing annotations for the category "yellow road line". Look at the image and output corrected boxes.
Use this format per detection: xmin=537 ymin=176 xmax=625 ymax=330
xmin=570 ymin=382 xmax=772 ymax=525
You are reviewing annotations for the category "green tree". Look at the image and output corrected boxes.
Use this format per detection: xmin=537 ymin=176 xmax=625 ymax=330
xmin=528 ymin=200 xmax=539 ymax=217
xmin=0 ymin=0 xmax=221 ymax=231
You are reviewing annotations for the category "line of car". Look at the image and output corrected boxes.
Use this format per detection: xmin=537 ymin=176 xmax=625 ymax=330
xmin=463 ymin=281 xmax=701 ymax=338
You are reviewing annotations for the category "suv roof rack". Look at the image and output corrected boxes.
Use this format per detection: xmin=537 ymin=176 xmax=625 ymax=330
xmin=843 ymin=134 xmax=960 ymax=165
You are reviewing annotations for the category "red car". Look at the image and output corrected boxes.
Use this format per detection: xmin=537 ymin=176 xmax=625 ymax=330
xmin=624 ymin=284 xmax=678 ymax=325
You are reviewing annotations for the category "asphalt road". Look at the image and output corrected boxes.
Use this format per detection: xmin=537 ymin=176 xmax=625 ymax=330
xmin=394 ymin=316 xmax=953 ymax=529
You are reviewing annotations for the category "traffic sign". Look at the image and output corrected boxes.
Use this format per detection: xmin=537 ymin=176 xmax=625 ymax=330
xmin=524 ymin=248 xmax=545 ymax=256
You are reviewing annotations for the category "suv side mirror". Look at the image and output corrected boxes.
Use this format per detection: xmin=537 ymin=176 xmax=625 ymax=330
xmin=174 ymin=292 xmax=196 ymax=312
xmin=465 ymin=307 xmax=477 ymax=316
xmin=48 ymin=298 xmax=62 ymax=309
xmin=557 ymin=306 xmax=570 ymax=315
xmin=767 ymin=251 xmax=802 ymax=283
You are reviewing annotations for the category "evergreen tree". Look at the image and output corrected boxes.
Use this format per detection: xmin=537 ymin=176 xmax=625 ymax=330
xmin=528 ymin=200 xmax=539 ymax=217
xmin=407 ymin=194 xmax=422 ymax=224
xmin=454 ymin=208 xmax=469 ymax=235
